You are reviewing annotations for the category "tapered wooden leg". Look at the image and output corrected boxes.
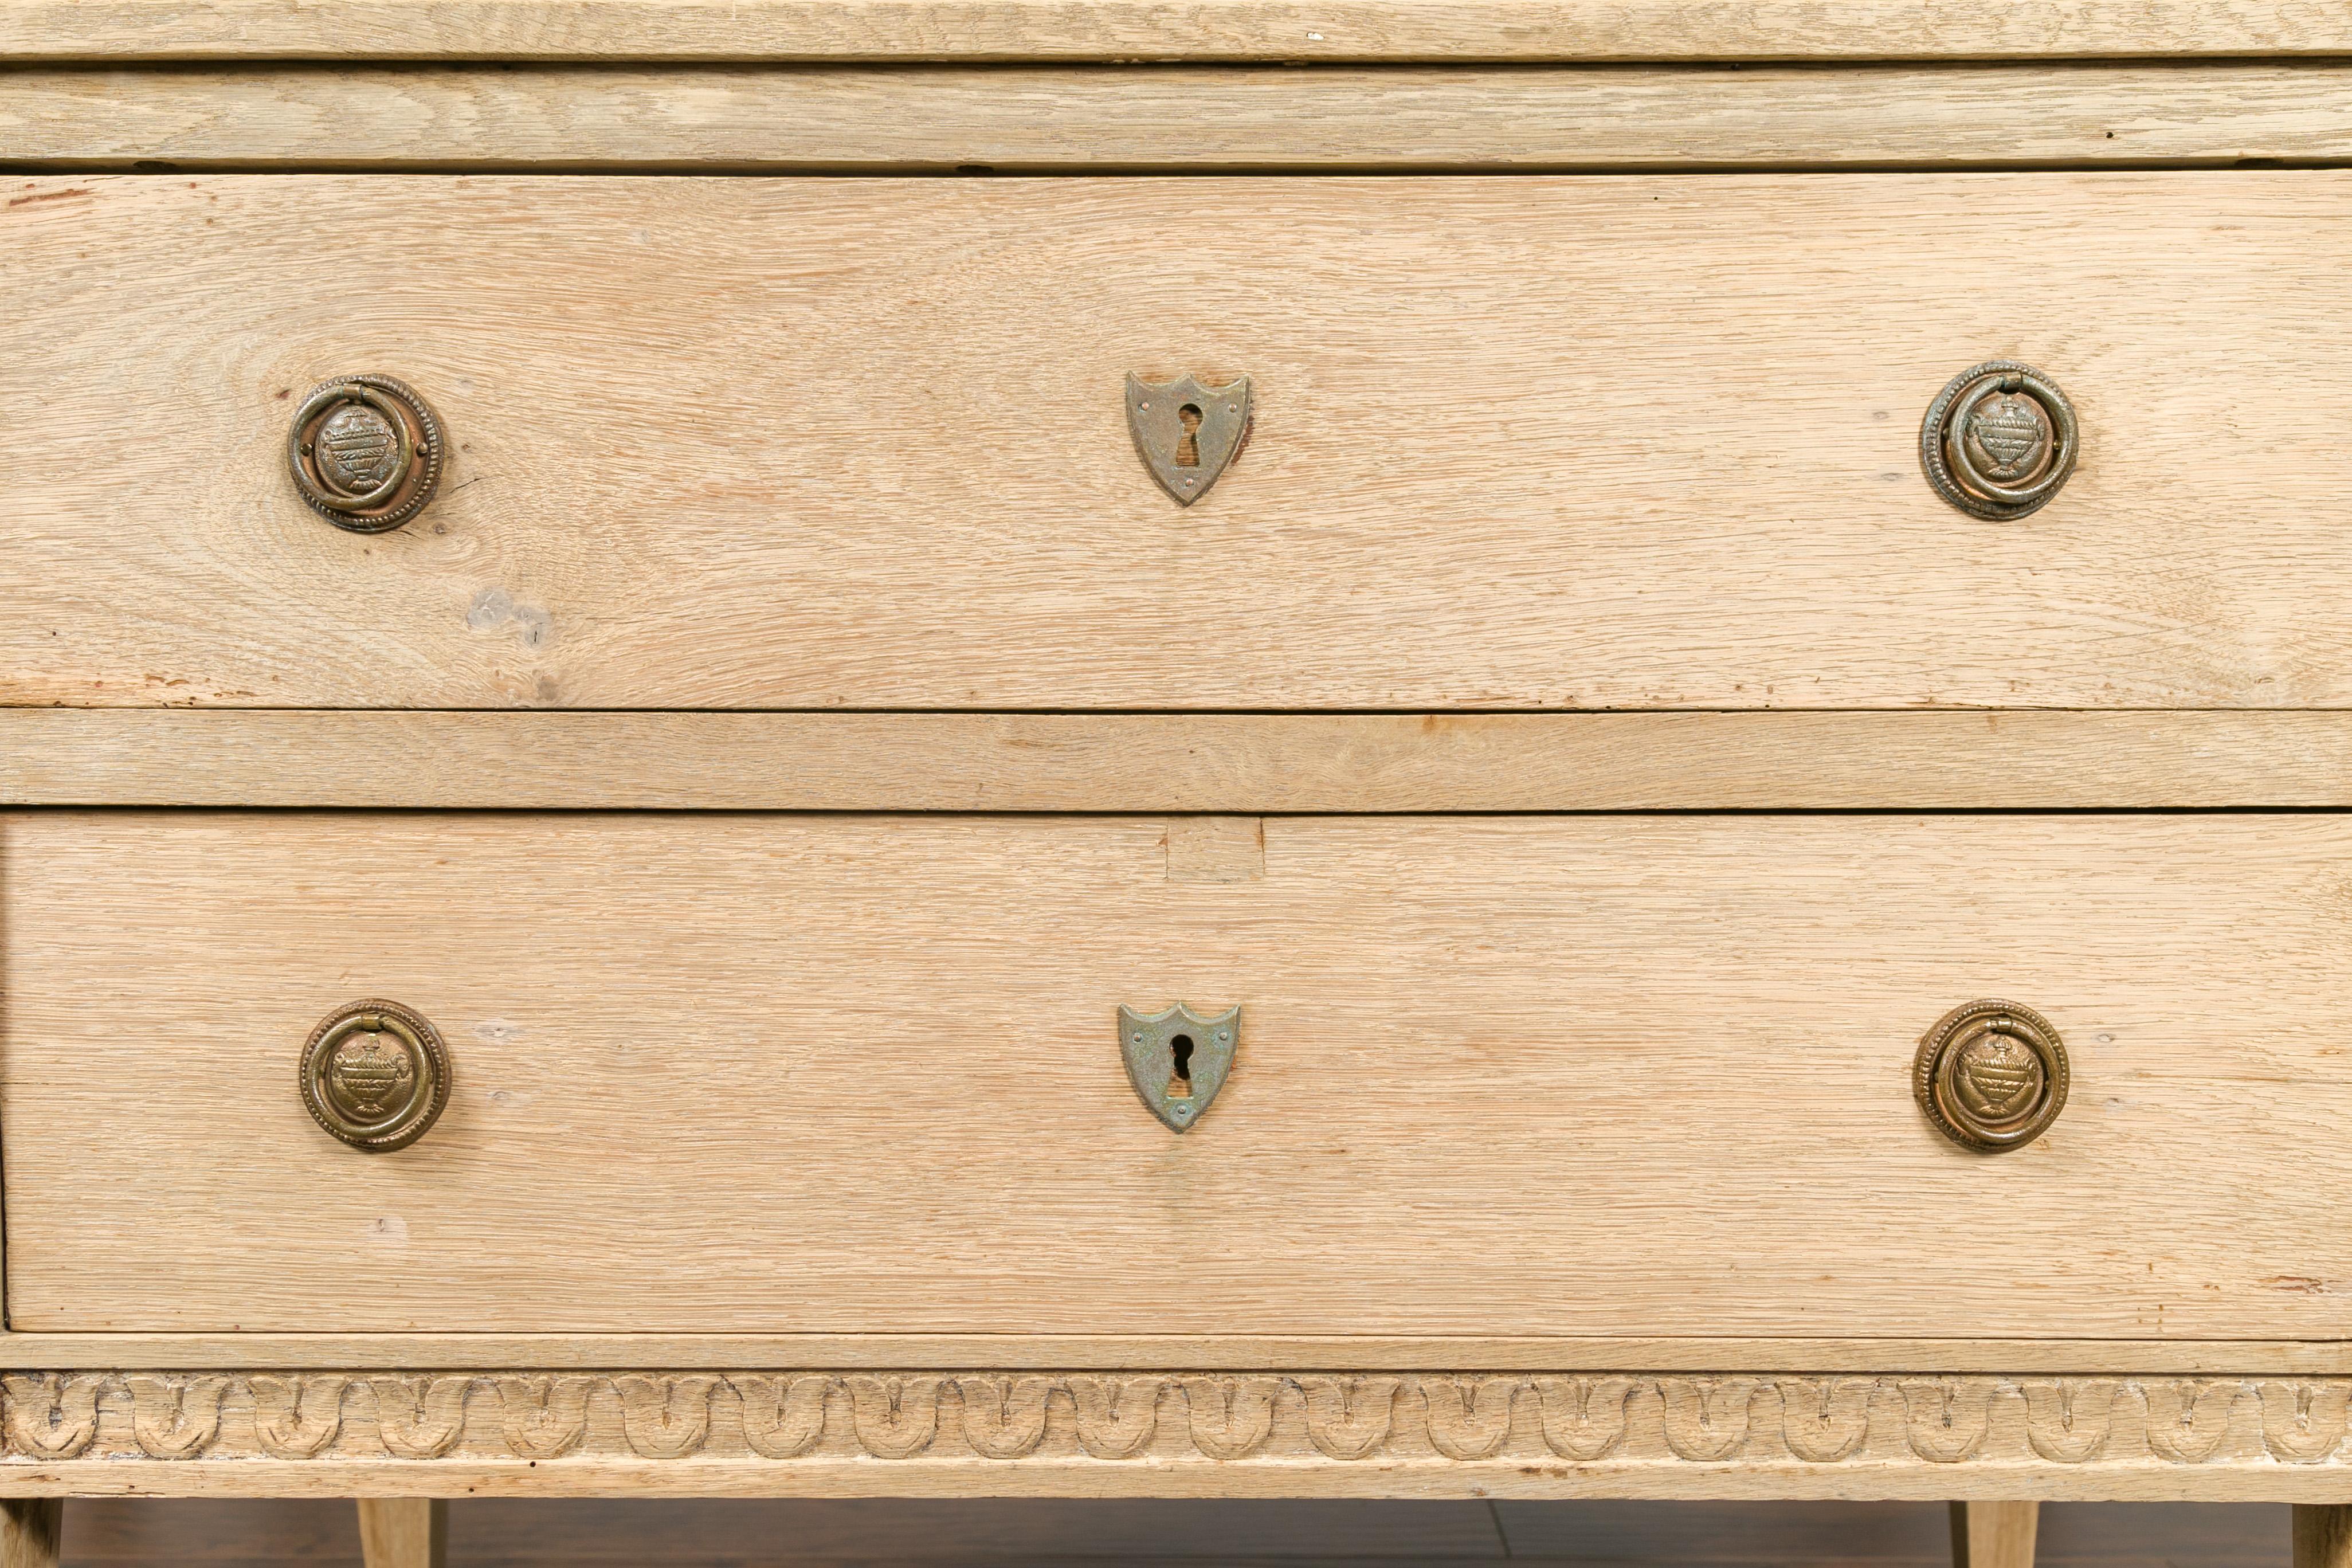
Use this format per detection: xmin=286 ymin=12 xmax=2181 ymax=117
xmin=1950 ymin=1501 xmax=2039 ymax=1568
xmin=358 ymin=1499 xmax=447 ymax=1568
xmin=0 ymin=1501 xmax=62 ymax=1568
xmin=2296 ymin=1506 xmax=2352 ymax=1568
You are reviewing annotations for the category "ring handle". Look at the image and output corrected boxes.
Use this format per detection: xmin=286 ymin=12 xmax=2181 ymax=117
xmin=289 ymin=383 xmax=414 ymax=511
xmin=299 ymin=998 xmax=452 ymax=1151
xmin=1913 ymin=999 xmax=2068 ymax=1153
xmin=287 ymin=373 xmax=446 ymax=533
xmin=1920 ymin=360 xmax=2079 ymax=521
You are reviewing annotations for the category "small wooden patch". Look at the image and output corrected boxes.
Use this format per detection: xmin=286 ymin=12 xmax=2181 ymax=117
xmin=1165 ymin=817 xmax=1264 ymax=883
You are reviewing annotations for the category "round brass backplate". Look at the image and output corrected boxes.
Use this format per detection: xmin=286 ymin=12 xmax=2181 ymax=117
xmin=1914 ymin=999 xmax=2068 ymax=1153
xmin=299 ymin=998 xmax=451 ymax=1152
xmin=1919 ymin=360 xmax=2079 ymax=522
xmin=287 ymin=374 xmax=445 ymax=533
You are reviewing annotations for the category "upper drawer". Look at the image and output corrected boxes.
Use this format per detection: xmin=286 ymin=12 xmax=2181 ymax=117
xmin=5 ymin=173 xmax=2349 ymax=710
xmin=5 ymin=810 xmax=2349 ymax=1338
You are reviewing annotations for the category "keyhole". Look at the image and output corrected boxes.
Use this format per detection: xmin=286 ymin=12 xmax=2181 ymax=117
xmin=1167 ymin=1034 xmax=1195 ymax=1100
xmin=1175 ymin=405 xmax=1203 ymax=468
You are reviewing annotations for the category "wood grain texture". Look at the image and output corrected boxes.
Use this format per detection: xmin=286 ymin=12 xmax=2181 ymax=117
xmin=14 ymin=1335 xmax=2352 ymax=1373
xmin=10 ymin=65 xmax=2352 ymax=170
xmin=7 ymin=1371 xmax=2352 ymax=1501
xmin=1 ymin=1 xmax=2345 ymax=62
xmin=0 ymin=1503 xmax=58 ymax=1568
xmin=10 ymin=173 xmax=2352 ymax=712
xmin=7 ymin=811 xmax=2352 ymax=1338
xmin=18 ymin=710 xmax=2352 ymax=810
xmin=1165 ymin=816 xmax=1264 ymax=883
xmin=2299 ymin=1506 xmax=2352 ymax=1568
xmin=355 ymin=1499 xmax=444 ymax=1568
xmin=1951 ymin=1502 xmax=2038 ymax=1568
xmin=16 ymin=1334 xmax=2352 ymax=1376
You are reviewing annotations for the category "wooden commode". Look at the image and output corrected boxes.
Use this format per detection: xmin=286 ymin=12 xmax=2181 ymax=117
xmin=5 ymin=5 xmax=2352 ymax=1565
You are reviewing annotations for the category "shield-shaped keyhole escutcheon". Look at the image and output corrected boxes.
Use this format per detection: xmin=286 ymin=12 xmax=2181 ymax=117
xmin=1127 ymin=374 xmax=1251 ymax=507
xmin=1119 ymin=1003 xmax=1240 ymax=1132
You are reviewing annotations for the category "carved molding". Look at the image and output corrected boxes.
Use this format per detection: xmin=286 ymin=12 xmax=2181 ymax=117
xmin=6 ymin=1371 xmax=2352 ymax=1473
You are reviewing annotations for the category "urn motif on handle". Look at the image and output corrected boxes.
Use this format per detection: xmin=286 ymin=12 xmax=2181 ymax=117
xmin=287 ymin=373 xmax=447 ymax=533
xmin=1920 ymin=360 xmax=2079 ymax=521
xmin=299 ymin=998 xmax=452 ymax=1152
xmin=1914 ymin=999 xmax=2068 ymax=1153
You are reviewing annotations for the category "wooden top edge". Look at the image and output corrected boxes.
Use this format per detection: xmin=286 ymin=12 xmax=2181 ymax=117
xmin=2 ymin=1 xmax=2347 ymax=63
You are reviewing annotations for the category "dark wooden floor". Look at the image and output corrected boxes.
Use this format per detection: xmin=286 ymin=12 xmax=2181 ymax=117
xmin=56 ymin=1498 xmax=2285 ymax=1566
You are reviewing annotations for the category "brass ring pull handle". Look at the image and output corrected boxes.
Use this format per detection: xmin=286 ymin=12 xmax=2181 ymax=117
xmin=299 ymin=998 xmax=452 ymax=1151
xmin=287 ymin=374 xmax=446 ymax=533
xmin=1914 ymin=999 xmax=2068 ymax=1153
xmin=1920 ymin=360 xmax=2079 ymax=521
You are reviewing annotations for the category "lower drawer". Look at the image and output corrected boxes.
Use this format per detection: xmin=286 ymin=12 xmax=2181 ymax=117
xmin=1 ymin=811 xmax=2343 ymax=1339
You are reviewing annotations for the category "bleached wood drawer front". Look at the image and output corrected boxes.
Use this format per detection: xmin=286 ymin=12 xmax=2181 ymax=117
xmin=7 ymin=174 xmax=2352 ymax=709
xmin=3 ymin=809 xmax=2346 ymax=1340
